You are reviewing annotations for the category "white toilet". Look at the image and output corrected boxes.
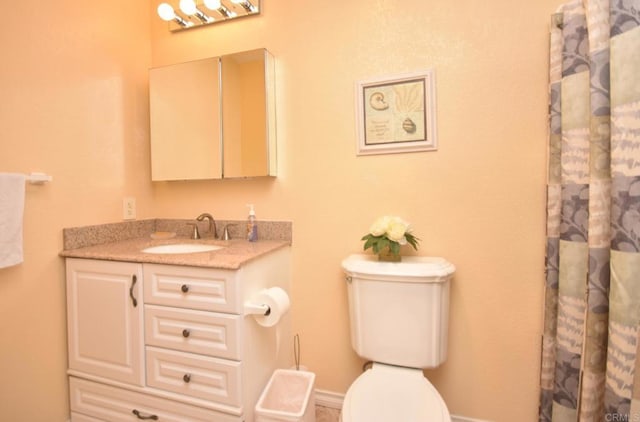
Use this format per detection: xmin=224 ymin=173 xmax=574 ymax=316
xmin=341 ymin=254 xmax=455 ymax=422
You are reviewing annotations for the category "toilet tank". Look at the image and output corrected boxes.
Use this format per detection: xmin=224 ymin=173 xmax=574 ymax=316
xmin=342 ymin=254 xmax=455 ymax=369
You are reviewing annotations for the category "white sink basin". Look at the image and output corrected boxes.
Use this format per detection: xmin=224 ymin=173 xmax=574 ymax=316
xmin=141 ymin=243 xmax=225 ymax=254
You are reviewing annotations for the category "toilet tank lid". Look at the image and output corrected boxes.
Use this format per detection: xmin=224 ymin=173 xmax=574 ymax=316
xmin=342 ymin=254 xmax=455 ymax=282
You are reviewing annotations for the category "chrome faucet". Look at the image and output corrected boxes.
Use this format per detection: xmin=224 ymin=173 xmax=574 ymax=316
xmin=196 ymin=213 xmax=217 ymax=239
xmin=187 ymin=222 xmax=201 ymax=239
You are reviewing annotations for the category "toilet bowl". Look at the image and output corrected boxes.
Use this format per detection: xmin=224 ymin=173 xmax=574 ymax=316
xmin=341 ymin=363 xmax=450 ymax=422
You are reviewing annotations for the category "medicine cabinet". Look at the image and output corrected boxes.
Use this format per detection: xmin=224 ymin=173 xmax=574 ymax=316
xmin=149 ymin=49 xmax=276 ymax=181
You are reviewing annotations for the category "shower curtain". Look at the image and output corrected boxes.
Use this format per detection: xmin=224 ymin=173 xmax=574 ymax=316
xmin=540 ymin=0 xmax=640 ymax=420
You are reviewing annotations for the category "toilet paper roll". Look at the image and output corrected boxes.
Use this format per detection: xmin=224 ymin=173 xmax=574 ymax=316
xmin=251 ymin=287 xmax=290 ymax=327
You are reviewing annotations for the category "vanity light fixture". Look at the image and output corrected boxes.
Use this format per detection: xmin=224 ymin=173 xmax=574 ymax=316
xmin=231 ymin=0 xmax=257 ymax=13
xmin=204 ymin=0 xmax=236 ymax=19
xmin=157 ymin=0 xmax=260 ymax=32
xmin=179 ymin=0 xmax=214 ymax=23
xmin=157 ymin=3 xmax=193 ymax=28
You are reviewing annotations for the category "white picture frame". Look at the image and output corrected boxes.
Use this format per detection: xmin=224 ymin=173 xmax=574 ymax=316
xmin=355 ymin=69 xmax=437 ymax=156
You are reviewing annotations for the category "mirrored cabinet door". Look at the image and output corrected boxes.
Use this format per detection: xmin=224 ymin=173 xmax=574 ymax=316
xmin=221 ymin=49 xmax=275 ymax=178
xmin=149 ymin=49 xmax=276 ymax=181
xmin=149 ymin=57 xmax=222 ymax=181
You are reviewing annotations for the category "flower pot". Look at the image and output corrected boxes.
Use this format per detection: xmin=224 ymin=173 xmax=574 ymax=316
xmin=378 ymin=250 xmax=401 ymax=262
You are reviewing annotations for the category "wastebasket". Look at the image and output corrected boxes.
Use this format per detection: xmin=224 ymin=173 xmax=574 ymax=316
xmin=255 ymin=369 xmax=316 ymax=422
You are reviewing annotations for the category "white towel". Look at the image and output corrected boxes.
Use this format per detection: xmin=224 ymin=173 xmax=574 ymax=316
xmin=0 ymin=173 xmax=26 ymax=268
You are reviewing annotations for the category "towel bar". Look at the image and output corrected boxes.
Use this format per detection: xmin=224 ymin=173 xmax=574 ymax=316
xmin=26 ymin=173 xmax=52 ymax=184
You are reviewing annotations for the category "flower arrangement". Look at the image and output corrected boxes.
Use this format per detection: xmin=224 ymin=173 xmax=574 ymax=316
xmin=361 ymin=216 xmax=420 ymax=260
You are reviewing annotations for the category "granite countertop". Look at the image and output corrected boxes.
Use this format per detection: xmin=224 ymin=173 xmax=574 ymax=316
xmin=60 ymin=237 xmax=289 ymax=270
xmin=60 ymin=219 xmax=292 ymax=270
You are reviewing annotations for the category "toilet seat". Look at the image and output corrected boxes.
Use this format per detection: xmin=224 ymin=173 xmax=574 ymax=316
xmin=341 ymin=363 xmax=450 ymax=422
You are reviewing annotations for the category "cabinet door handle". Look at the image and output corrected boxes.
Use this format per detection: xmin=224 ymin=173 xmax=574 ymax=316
xmin=132 ymin=409 xmax=159 ymax=420
xmin=181 ymin=284 xmax=189 ymax=293
xmin=130 ymin=275 xmax=138 ymax=307
xmin=182 ymin=329 xmax=190 ymax=338
xmin=183 ymin=373 xmax=191 ymax=383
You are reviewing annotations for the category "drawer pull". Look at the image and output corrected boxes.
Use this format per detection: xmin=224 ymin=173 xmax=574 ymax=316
xmin=181 ymin=284 xmax=189 ymax=293
xmin=183 ymin=373 xmax=191 ymax=383
xmin=132 ymin=409 xmax=159 ymax=420
xmin=130 ymin=275 xmax=138 ymax=307
xmin=182 ymin=329 xmax=190 ymax=338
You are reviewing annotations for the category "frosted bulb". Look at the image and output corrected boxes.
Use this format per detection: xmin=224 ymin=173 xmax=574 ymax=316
xmin=179 ymin=0 xmax=197 ymax=15
xmin=157 ymin=3 xmax=176 ymax=21
xmin=203 ymin=0 xmax=221 ymax=9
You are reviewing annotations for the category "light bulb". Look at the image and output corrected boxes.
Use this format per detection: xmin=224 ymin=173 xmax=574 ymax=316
xmin=203 ymin=0 xmax=221 ymax=9
xmin=157 ymin=3 xmax=176 ymax=21
xmin=179 ymin=0 xmax=197 ymax=15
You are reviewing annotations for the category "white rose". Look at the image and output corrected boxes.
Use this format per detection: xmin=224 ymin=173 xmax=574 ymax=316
xmin=386 ymin=217 xmax=409 ymax=242
xmin=369 ymin=216 xmax=391 ymax=236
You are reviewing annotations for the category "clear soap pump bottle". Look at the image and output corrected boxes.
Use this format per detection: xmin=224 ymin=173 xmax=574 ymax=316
xmin=246 ymin=204 xmax=258 ymax=242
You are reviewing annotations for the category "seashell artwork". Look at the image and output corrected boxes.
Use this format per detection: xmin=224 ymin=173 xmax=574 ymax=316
xmin=393 ymin=82 xmax=423 ymax=113
xmin=402 ymin=117 xmax=417 ymax=134
xmin=356 ymin=70 xmax=437 ymax=155
xmin=369 ymin=92 xmax=389 ymax=110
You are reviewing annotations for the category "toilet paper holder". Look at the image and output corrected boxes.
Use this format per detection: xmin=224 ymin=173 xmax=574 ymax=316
xmin=244 ymin=287 xmax=290 ymax=327
xmin=244 ymin=302 xmax=272 ymax=316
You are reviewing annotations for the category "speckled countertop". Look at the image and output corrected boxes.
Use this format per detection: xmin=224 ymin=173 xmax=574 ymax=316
xmin=60 ymin=219 xmax=292 ymax=270
xmin=60 ymin=238 xmax=288 ymax=269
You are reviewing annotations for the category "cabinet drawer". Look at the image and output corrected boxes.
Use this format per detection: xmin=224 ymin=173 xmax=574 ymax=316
xmin=70 ymin=377 xmax=240 ymax=422
xmin=144 ymin=264 xmax=239 ymax=313
xmin=146 ymin=346 xmax=242 ymax=407
xmin=145 ymin=304 xmax=242 ymax=360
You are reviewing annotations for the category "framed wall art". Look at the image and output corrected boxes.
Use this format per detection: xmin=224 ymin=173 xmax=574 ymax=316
xmin=355 ymin=70 xmax=437 ymax=155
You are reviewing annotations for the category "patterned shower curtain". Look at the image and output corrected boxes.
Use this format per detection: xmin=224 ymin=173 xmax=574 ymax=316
xmin=540 ymin=0 xmax=640 ymax=421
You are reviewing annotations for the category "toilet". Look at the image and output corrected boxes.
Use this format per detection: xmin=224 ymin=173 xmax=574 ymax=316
xmin=340 ymin=254 xmax=455 ymax=422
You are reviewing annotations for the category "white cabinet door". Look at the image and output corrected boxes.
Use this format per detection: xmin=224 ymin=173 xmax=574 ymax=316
xmin=66 ymin=258 xmax=144 ymax=386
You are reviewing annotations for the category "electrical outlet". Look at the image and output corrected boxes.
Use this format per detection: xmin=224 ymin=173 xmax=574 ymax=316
xmin=123 ymin=197 xmax=136 ymax=220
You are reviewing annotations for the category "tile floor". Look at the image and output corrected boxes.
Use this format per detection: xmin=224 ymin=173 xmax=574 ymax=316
xmin=316 ymin=405 xmax=341 ymax=422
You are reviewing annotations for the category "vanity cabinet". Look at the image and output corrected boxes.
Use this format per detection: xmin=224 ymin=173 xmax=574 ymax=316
xmin=65 ymin=247 xmax=291 ymax=422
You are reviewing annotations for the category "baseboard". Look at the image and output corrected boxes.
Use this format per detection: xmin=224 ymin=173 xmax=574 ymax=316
xmin=451 ymin=417 xmax=492 ymax=422
xmin=315 ymin=389 xmax=492 ymax=422
xmin=315 ymin=389 xmax=344 ymax=409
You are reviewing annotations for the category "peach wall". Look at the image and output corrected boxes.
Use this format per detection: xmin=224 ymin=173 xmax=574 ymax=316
xmin=149 ymin=0 xmax=559 ymax=420
xmin=0 ymin=0 xmax=560 ymax=420
xmin=0 ymin=1 xmax=153 ymax=420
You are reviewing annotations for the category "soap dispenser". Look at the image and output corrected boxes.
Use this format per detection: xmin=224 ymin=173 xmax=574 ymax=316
xmin=246 ymin=204 xmax=258 ymax=242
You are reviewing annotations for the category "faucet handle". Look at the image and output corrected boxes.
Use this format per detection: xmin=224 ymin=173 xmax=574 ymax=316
xmin=187 ymin=223 xmax=201 ymax=240
xmin=222 ymin=223 xmax=237 ymax=240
